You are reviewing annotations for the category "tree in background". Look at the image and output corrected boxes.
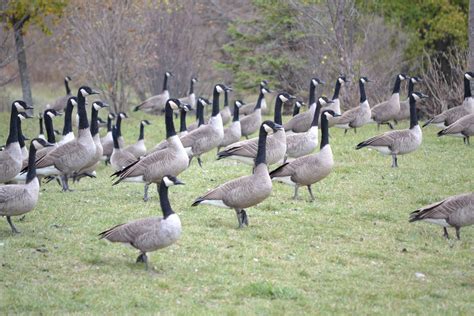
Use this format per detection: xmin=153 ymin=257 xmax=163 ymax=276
xmin=469 ymin=0 xmax=474 ymax=69
xmin=0 ymin=0 xmax=67 ymax=107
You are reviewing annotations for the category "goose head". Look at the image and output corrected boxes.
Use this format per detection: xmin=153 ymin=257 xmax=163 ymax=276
xmin=17 ymin=112 xmax=31 ymax=121
xmin=13 ymin=100 xmax=33 ymax=111
xmin=141 ymin=120 xmax=152 ymax=126
xmin=65 ymin=76 xmax=72 ymax=81
xmin=215 ymin=84 xmax=232 ymax=94
xmin=360 ymin=77 xmax=371 ymax=84
xmin=398 ymin=73 xmax=408 ymax=81
xmin=321 ymin=109 xmax=339 ymax=120
xmin=260 ymin=80 xmax=269 ymax=88
xmin=97 ymin=117 xmax=107 ymax=126
xmin=67 ymin=97 xmax=78 ymax=107
xmin=108 ymin=113 xmax=116 ymax=120
xmin=235 ymin=100 xmax=245 ymax=108
xmin=182 ymin=103 xmax=193 ymax=112
xmin=311 ymin=77 xmax=325 ymax=86
xmin=31 ymin=138 xmax=54 ymax=150
xmin=162 ymin=175 xmax=185 ymax=187
xmin=44 ymin=109 xmax=62 ymax=118
xmin=165 ymin=71 xmax=173 ymax=77
xmin=411 ymin=92 xmax=429 ymax=101
xmin=464 ymin=72 xmax=474 ymax=80
xmin=192 ymin=77 xmax=198 ymax=83
xmin=411 ymin=76 xmax=423 ymax=83
xmin=78 ymin=86 xmax=100 ymax=97
xmin=261 ymin=120 xmax=283 ymax=135
xmin=277 ymin=92 xmax=296 ymax=103
xmin=338 ymin=75 xmax=349 ymax=84
xmin=261 ymin=86 xmax=272 ymax=95
xmin=118 ymin=112 xmax=128 ymax=119
xmin=167 ymin=99 xmax=183 ymax=111
xmin=295 ymin=100 xmax=305 ymax=108
xmin=92 ymin=101 xmax=109 ymax=111
xmin=318 ymin=96 xmax=334 ymax=106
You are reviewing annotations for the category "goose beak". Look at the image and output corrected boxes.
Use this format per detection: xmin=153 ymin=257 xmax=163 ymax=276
xmin=420 ymin=93 xmax=429 ymax=99
xmin=327 ymin=99 xmax=335 ymax=104
xmin=332 ymin=113 xmax=341 ymax=117
xmin=102 ymin=103 xmax=110 ymax=108
xmin=225 ymin=86 xmax=233 ymax=92
xmin=175 ymin=179 xmax=185 ymax=185
xmin=25 ymin=104 xmax=34 ymax=110
xmin=289 ymin=95 xmax=297 ymax=100
xmin=91 ymin=89 xmax=101 ymax=95
xmin=45 ymin=141 xmax=55 ymax=147
xmin=274 ymin=123 xmax=284 ymax=130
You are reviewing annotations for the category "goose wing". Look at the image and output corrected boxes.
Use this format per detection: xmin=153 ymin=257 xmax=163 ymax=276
xmin=134 ymin=93 xmax=166 ymax=111
xmin=99 ymin=217 xmax=160 ymax=243
xmin=409 ymin=193 xmax=474 ymax=222
xmin=34 ymin=140 xmax=86 ymax=169
xmin=179 ymin=124 xmax=213 ymax=148
xmin=0 ymin=184 xmax=27 ymax=205
xmin=334 ymin=107 xmax=360 ymax=125
xmin=356 ymin=130 xmax=401 ymax=149
xmin=218 ymin=138 xmax=258 ymax=159
xmin=438 ymin=114 xmax=474 ymax=136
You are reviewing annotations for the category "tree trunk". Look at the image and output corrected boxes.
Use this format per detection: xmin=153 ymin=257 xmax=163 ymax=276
xmin=470 ymin=0 xmax=474 ymax=69
xmin=13 ymin=24 xmax=33 ymax=112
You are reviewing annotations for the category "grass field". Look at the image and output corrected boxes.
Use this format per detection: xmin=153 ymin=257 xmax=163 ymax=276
xmin=0 ymin=94 xmax=473 ymax=314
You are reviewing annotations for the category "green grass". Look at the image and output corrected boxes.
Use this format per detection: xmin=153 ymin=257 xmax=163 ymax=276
xmin=0 ymin=100 xmax=473 ymax=314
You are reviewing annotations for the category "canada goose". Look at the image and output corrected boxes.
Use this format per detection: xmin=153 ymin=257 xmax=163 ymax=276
xmin=409 ymin=192 xmax=474 ymax=240
xmin=0 ymin=100 xmax=33 ymax=183
xmin=192 ymin=121 xmax=281 ymax=228
xmin=394 ymin=76 xmax=423 ymax=124
xmin=112 ymin=99 xmax=189 ymax=202
xmin=240 ymin=86 xmax=272 ymax=138
xmin=47 ymin=76 xmax=72 ymax=111
xmin=292 ymin=100 xmax=305 ymax=116
xmin=123 ymin=120 xmax=152 ymax=159
xmin=110 ymin=126 xmax=137 ymax=171
xmin=179 ymin=77 xmax=198 ymax=109
xmin=271 ymin=110 xmax=337 ymax=200
xmin=100 ymin=113 xmax=116 ymax=162
xmin=217 ymin=92 xmax=293 ymax=165
xmin=333 ymin=77 xmax=372 ymax=134
xmin=186 ymin=97 xmax=210 ymax=132
xmin=218 ymin=100 xmax=244 ymax=151
xmin=356 ymin=92 xmax=428 ymax=167
xmin=423 ymin=72 xmax=474 ymax=128
xmin=17 ymin=112 xmax=30 ymax=161
xmin=178 ymin=103 xmax=193 ymax=137
xmin=32 ymin=109 xmax=62 ymax=165
xmin=58 ymin=97 xmax=78 ymax=145
xmin=134 ymin=71 xmax=172 ymax=113
xmin=73 ymin=101 xmax=109 ymax=180
xmin=31 ymin=86 xmax=100 ymax=191
xmin=220 ymin=86 xmax=232 ymax=125
xmin=370 ymin=74 xmax=408 ymax=129
xmin=179 ymin=84 xmax=230 ymax=167
xmin=284 ymin=77 xmax=324 ymax=133
xmin=1 ymin=138 xmax=53 ymax=233
xmin=322 ymin=75 xmax=348 ymax=116
xmin=239 ymin=80 xmax=269 ymax=115
xmin=114 ymin=112 xmax=129 ymax=148
xmin=285 ymin=97 xmax=333 ymax=161
xmin=100 ymin=175 xmax=183 ymax=269
xmin=437 ymin=113 xmax=474 ymax=144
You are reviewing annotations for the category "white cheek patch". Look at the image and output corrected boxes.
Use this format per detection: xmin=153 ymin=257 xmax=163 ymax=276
xmin=163 ymin=176 xmax=174 ymax=187
xmin=18 ymin=114 xmax=26 ymax=121
xmin=399 ymin=74 xmax=404 ymax=80
xmin=338 ymin=78 xmax=344 ymax=84
xmin=318 ymin=97 xmax=326 ymax=105
xmin=263 ymin=88 xmax=270 ymax=94
xmin=46 ymin=111 xmax=55 ymax=118
xmin=324 ymin=112 xmax=333 ymax=119
xmin=71 ymin=99 xmax=78 ymax=106
xmin=312 ymin=79 xmax=317 ymax=86
xmin=32 ymin=140 xmax=41 ymax=149
xmin=216 ymin=86 xmax=224 ymax=93
xmin=14 ymin=102 xmax=22 ymax=110
xmin=466 ymin=73 xmax=473 ymax=80
xmin=80 ymin=88 xmax=88 ymax=96
xmin=279 ymin=95 xmax=288 ymax=102
xmin=263 ymin=124 xmax=273 ymax=133
xmin=93 ymin=103 xmax=101 ymax=111
xmin=169 ymin=100 xmax=178 ymax=109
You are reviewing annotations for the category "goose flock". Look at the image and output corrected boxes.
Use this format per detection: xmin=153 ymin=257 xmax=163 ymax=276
xmin=0 ymin=71 xmax=473 ymax=269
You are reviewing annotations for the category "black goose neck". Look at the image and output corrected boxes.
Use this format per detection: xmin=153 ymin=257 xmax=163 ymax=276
xmin=116 ymin=115 xmax=124 ymax=137
xmin=309 ymin=81 xmax=316 ymax=105
xmin=159 ymin=182 xmax=175 ymax=219
xmin=196 ymin=102 xmax=204 ymax=126
xmin=189 ymin=79 xmax=194 ymax=94
xmin=17 ymin=118 xmax=25 ymax=148
xmin=274 ymin=98 xmax=283 ymax=125
xmin=106 ymin=115 xmax=113 ymax=132
xmin=255 ymin=126 xmax=268 ymax=166
xmin=7 ymin=105 xmax=19 ymax=144
xmin=180 ymin=110 xmax=187 ymax=132
xmin=62 ymin=101 xmax=74 ymax=136
xmin=392 ymin=76 xmax=402 ymax=94
xmin=112 ymin=128 xmax=120 ymax=149
xmin=255 ymin=90 xmax=264 ymax=110
xmin=464 ymin=76 xmax=472 ymax=99
xmin=163 ymin=74 xmax=169 ymax=92
xmin=90 ymin=106 xmax=100 ymax=136
xmin=26 ymin=144 xmax=38 ymax=183
xmin=311 ymin=100 xmax=323 ymax=127
xmin=320 ymin=113 xmax=330 ymax=149
xmin=39 ymin=116 xmax=44 ymax=135
xmin=65 ymin=79 xmax=71 ymax=95
xmin=138 ymin=123 xmax=145 ymax=140
xmin=407 ymin=79 xmax=415 ymax=97
xmin=233 ymin=104 xmax=240 ymax=122
xmin=77 ymin=93 xmax=89 ymax=130
xmin=224 ymin=90 xmax=229 ymax=108
xmin=359 ymin=80 xmax=367 ymax=104
xmin=409 ymin=96 xmax=418 ymax=129
xmin=212 ymin=88 xmax=221 ymax=117
xmin=165 ymin=104 xmax=177 ymax=138
xmin=332 ymin=80 xmax=341 ymax=100
xmin=292 ymin=105 xmax=300 ymax=116
xmin=44 ymin=113 xmax=56 ymax=143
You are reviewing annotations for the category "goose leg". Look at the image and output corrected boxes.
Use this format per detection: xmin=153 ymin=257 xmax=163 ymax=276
xmin=377 ymin=123 xmax=380 ymax=131
xmin=344 ymin=129 xmax=348 ymax=136
xmin=241 ymin=210 xmax=249 ymax=227
xmin=235 ymin=209 xmax=243 ymax=228
xmin=245 ymin=135 xmax=249 ymax=140
xmin=443 ymin=227 xmax=449 ymax=239
xmin=387 ymin=122 xmax=394 ymax=130
xmin=307 ymin=185 xmax=315 ymax=201
xmin=197 ymin=157 xmax=203 ymax=168
xmin=353 ymin=127 xmax=357 ymax=134
xmin=6 ymin=216 xmax=20 ymax=234
xmin=136 ymin=252 xmax=149 ymax=270
xmin=283 ymin=155 xmax=288 ymax=164
xmin=293 ymin=186 xmax=299 ymax=200
xmin=391 ymin=154 xmax=398 ymax=168
xmin=393 ymin=119 xmax=398 ymax=125
xmin=61 ymin=175 xmax=73 ymax=192
xmin=455 ymin=227 xmax=461 ymax=240
xmin=143 ymin=184 xmax=150 ymax=202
